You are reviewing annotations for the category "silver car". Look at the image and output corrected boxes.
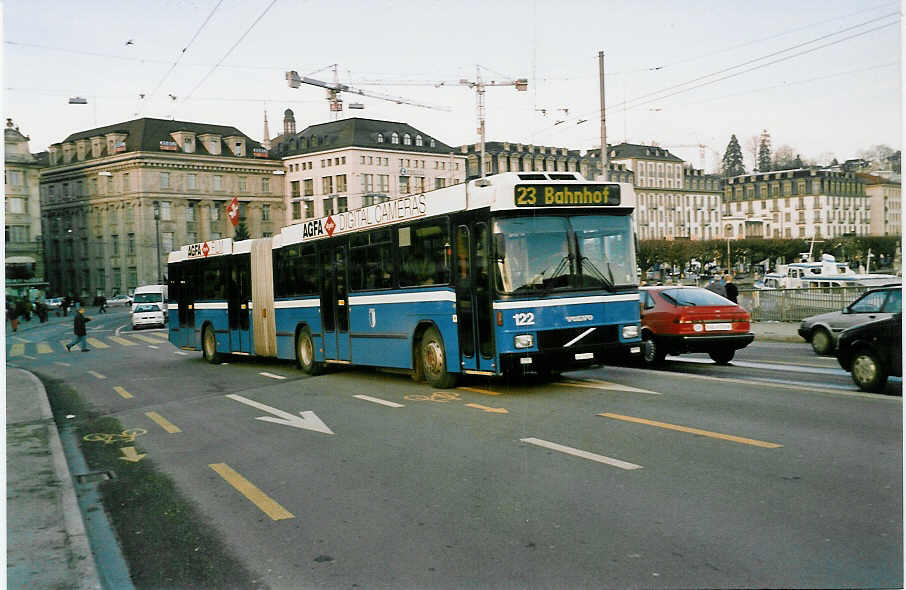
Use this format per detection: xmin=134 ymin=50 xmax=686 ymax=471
xmin=799 ymin=285 xmax=902 ymax=354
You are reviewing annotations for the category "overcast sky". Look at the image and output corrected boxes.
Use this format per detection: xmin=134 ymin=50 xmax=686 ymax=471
xmin=3 ymin=0 xmax=902 ymax=172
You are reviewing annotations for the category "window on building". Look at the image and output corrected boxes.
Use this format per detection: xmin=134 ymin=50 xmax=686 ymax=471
xmin=261 ymin=204 xmax=270 ymax=221
xmin=337 ymin=196 xmax=347 ymax=213
xmin=323 ymin=197 xmax=334 ymax=216
xmin=362 ymin=174 xmax=374 ymax=193
xmin=160 ymin=201 xmax=172 ymax=221
xmin=336 ymin=174 xmax=347 ymax=192
xmin=262 ymin=177 xmax=270 ymax=193
xmin=5 ymin=225 xmax=28 ymax=242
xmin=291 ymin=180 xmax=300 ymax=198
xmin=292 ymin=201 xmax=301 ymax=220
xmin=187 ymin=231 xmax=197 ymax=244
xmin=8 ymin=197 xmax=25 ymax=214
xmin=415 ymin=135 xmax=423 ymax=147
xmin=304 ymin=201 xmax=314 ymax=218
xmin=322 ymin=176 xmax=333 ymax=194
xmin=127 ymin=233 xmax=135 ymax=255
xmin=391 ymin=132 xmax=399 ymax=144
xmin=112 ymin=235 xmax=119 ymax=256
xmin=238 ymin=177 xmax=247 ymax=192
xmin=212 ymin=175 xmax=223 ymax=191
xmin=303 ymin=179 xmax=314 ymax=197
xmin=128 ymin=267 xmax=137 ymax=290
xmin=162 ymin=232 xmax=174 ymax=253
xmin=6 ymin=170 xmax=23 ymax=186
xmin=160 ymin=172 xmax=170 ymax=189
xmin=186 ymin=202 xmax=196 ymax=222
xmin=435 ymin=178 xmax=446 ymax=189
xmin=377 ymin=133 xmax=384 ymax=143
xmin=377 ymin=174 xmax=389 ymax=192
xmin=399 ymin=176 xmax=410 ymax=194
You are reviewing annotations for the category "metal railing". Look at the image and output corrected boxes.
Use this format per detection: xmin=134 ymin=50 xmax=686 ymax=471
xmin=737 ymin=286 xmax=870 ymax=322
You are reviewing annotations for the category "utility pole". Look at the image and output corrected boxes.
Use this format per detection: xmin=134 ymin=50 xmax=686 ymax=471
xmin=598 ymin=50 xmax=609 ymax=182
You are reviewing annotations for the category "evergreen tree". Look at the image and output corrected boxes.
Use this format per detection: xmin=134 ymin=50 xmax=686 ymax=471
xmin=757 ymin=129 xmax=772 ymax=172
xmin=830 ymin=157 xmax=839 ymax=167
xmin=234 ymin=222 xmax=250 ymax=240
xmin=721 ymin=134 xmax=745 ymax=177
xmin=792 ymin=154 xmax=804 ymax=168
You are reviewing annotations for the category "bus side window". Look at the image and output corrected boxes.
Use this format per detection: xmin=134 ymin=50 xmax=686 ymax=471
xmin=399 ymin=221 xmax=450 ymax=286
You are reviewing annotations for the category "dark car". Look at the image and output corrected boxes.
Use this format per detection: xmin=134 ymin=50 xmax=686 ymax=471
xmin=639 ymin=286 xmax=754 ymax=365
xmin=799 ymin=285 xmax=901 ymax=355
xmin=835 ymin=313 xmax=901 ymax=393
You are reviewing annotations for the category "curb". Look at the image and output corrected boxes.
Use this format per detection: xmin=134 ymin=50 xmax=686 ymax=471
xmin=21 ymin=370 xmax=102 ymax=590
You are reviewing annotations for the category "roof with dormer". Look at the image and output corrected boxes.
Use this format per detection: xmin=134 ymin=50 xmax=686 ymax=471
xmin=608 ymin=142 xmax=683 ymax=162
xmin=54 ymin=117 xmax=268 ymax=159
xmin=271 ymin=117 xmax=455 ymax=157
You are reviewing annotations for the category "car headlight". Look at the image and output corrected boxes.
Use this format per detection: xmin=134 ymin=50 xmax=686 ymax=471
xmin=514 ymin=334 xmax=534 ymax=349
xmin=621 ymin=325 xmax=639 ymax=339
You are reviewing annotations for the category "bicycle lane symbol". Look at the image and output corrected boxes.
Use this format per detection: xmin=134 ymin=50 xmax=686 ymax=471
xmin=83 ymin=428 xmax=148 ymax=445
xmin=403 ymin=392 xmax=462 ymax=403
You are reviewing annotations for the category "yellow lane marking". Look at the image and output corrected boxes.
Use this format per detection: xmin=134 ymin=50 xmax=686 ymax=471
xmin=598 ymin=412 xmax=783 ymax=448
xmin=208 ymin=463 xmax=294 ymax=521
xmin=86 ymin=337 xmax=109 ymax=349
xmin=109 ymin=336 xmax=137 ymax=346
xmin=9 ymin=343 xmax=24 ymax=357
xmin=131 ymin=334 xmax=162 ymax=344
xmin=146 ymin=331 xmax=169 ymax=340
xmin=457 ymin=386 xmax=503 ymax=396
xmin=113 ymin=386 xmax=133 ymax=399
xmin=119 ymin=447 xmax=146 ymax=462
xmin=465 ymin=403 xmax=508 ymax=414
xmin=88 ymin=371 xmax=107 ymax=380
xmin=145 ymin=411 xmax=182 ymax=433
xmin=556 ymin=379 xmax=660 ymax=395
xmin=36 ymin=342 xmax=53 ymax=354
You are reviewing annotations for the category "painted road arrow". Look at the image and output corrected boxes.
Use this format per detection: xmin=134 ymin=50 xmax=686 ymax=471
xmin=465 ymin=403 xmax=508 ymax=414
xmin=226 ymin=394 xmax=334 ymax=435
xmin=119 ymin=447 xmax=146 ymax=462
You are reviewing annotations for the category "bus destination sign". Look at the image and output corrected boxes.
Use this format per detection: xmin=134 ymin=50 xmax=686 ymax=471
xmin=514 ymin=183 xmax=621 ymax=207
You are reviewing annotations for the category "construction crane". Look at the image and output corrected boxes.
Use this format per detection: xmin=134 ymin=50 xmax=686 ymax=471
xmin=664 ymin=143 xmax=720 ymax=171
xmin=353 ymin=65 xmax=528 ymax=179
xmin=285 ymin=65 xmax=451 ymax=119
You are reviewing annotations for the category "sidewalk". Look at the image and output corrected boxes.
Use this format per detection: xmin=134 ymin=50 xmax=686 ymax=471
xmin=750 ymin=320 xmax=803 ymax=343
xmin=6 ymin=368 xmax=101 ymax=590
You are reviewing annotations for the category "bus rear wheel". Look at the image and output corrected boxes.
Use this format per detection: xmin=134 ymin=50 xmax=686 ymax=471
xmin=296 ymin=328 xmax=322 ymax=375
xmin=202 ymin=326 xmax=220 ymax=364
xmin=421 ymin=326 xmax=457 ymax=389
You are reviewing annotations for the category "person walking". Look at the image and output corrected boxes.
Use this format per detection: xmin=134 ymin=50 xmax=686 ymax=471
xmin=7 ymin=303 xmax=19 ymax=333
xmin=61 ymin=297 xmax=69 ymax=317
xmin=724 ymin=274 xmax=739 ymax=303
xmin=98 ymin=295 xmax=107 ymax=314
xmin=66 ymin=308 xmax=92 ymax=352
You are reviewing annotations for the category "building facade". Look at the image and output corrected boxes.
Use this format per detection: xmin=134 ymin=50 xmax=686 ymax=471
xmin=40 ymin=117 xmax=284 ymax=297
xmin=271 ymin=114 xmax=467 ymax=224
xmin=462 ymin=142 xmax=635 ymax=184
xmin=5 ymin=118 xmax=48 ymax=298
xmin=607 ymin=143 xmax=723 ymax=240
xmin=858 ymin=174 xmax=901 ymax=237
xmin=722 ymin=168 xmax=870 ymax=240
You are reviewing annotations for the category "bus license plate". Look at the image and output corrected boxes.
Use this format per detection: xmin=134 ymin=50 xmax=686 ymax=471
xmin=705 ymin=322 xmax=732 ymax=331
xmin=574 ymin=352 xmax=594 ymax=360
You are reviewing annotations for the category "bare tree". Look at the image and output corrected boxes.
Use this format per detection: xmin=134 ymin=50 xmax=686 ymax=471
xmin=745 ymin=135 xmax=759 ymax=171
xmin=773 ymin=145 xmax=796 ymax=170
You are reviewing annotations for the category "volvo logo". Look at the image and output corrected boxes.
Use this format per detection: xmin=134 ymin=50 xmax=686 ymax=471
xmin=368 ymin=308 xmax=376 ymax=328
xmin=566 ymin=314 xmax=594 ymax=323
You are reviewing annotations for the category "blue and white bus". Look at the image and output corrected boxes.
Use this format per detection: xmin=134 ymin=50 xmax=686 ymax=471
xmin=167 ymin=171 xmax=642 ymax=387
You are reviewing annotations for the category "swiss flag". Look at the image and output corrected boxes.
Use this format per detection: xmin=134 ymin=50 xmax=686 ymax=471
xmin=226 ymin=197 xmax=239 ymax=227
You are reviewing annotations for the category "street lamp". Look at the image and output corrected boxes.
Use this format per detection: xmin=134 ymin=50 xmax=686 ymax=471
xmin=152 ymin=201 xmax=162 ymax=284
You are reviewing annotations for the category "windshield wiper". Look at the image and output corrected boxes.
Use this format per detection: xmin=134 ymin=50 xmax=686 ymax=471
xmin=528 ymin=254 xmax=572 ymax=292
xmin=580 ymin=256 xmax=615 ymax=291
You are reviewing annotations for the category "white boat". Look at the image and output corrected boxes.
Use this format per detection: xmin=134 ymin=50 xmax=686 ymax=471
xmin=755 ymin=253 xmax=900 ymax=290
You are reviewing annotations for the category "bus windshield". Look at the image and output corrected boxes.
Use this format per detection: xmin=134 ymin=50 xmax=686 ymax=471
xmin=494 ymin=214 xmax=637 ymax=295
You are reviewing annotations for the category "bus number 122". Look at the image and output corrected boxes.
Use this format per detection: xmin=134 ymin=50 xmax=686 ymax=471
xmin=513 ymin=312 xmax=535 ymax=326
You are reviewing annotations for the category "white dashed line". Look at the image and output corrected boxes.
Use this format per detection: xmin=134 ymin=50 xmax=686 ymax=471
xmin=354 ymin=394 xmax=404 ymax=408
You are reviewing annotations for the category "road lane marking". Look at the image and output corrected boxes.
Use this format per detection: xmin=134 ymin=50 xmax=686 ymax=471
xmin=208 ymin=463 xmax=294 ymax=521
xmin=259 ymin=372 xmax=287 ymax=380
xmin=88 ymin=371 xmax=107 ymax=380
xmin=146 ymin=331 xmax=169 ymax=340
xmin=109 ymin=336 xmax=137 ymax=346
xmin=353 ymin=394 xmax=404 ymax=408
xmin=147 ymin=345 xmax=159 ymax=349
xmin=54 ymin=361 xmax=70 ymax=367
xmin=668 ymin=355 xmax=846 ymax=376
xmin=131 ymin=334 xmax=162 ymax=344
xmin=9 ymin=343 xmax=24 ymax=357
xmin=520 ymin=437 xmax=642 ymax=470
xmin=113 ymin=386 xmax=133 ymax=399
xmin=21 ymin=354 xmax=37 ymax=360
xmin=174 ymin=351 xmax=188 ymax=356
xmin=556 ymin=378 xmax=660 ymax=395
xmin=13 ymin=336 xmax=31 ymax=343
xmin=465 ymin=403 xmax=508 ymax=414
xmin=86 ymin=337 xmax=109 ymax=349
xmin=36 ymin=342 xmax=53 ymax=354
xmin=457 ymin=386 xmax=503 ymax=396
xmin=145 ymin=411 xmax=182 ymax=433
xmin=598 ymin=412 xmax=783 ymax=448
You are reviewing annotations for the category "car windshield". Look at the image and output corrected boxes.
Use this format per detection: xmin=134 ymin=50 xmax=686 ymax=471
xmin=133 ymin=293 xmax=162 ymax=304
xmin=135 ymin=304 xmax=161 ymax=313
xmin=660 ymin=288 xmax=733 ymax=307
xmin=493 ymin=214 xmax=637 ymax=294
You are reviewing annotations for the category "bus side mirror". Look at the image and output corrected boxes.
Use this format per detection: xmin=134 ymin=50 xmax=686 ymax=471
xmin=493 ymin=234 xmax=506 ymax=261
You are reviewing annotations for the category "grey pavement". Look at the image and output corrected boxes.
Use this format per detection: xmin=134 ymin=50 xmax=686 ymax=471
xmin=2 ymin=316 xmax=803 ymax=589
xmin=6 ymin=367 xmax=101 ymax=590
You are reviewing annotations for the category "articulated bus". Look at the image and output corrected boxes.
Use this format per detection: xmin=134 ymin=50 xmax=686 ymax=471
xmin=167 ymin=171 xmax=642 ymax=387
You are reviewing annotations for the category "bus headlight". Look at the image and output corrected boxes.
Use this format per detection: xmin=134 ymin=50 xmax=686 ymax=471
xmin=621 ymin=325 xmax=639 ymax=339
xmin=514 ymin=334 xmax=534 ymax=349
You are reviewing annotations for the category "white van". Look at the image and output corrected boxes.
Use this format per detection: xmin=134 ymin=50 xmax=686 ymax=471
xmin=131 ymin=285 xmax=168 ymax=317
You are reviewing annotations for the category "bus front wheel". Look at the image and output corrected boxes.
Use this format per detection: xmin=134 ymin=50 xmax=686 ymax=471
xmin=421 ymin=327 xmax=457 ymax=389
xmin=296 ymin=328 xmax=322 ymax=375
xmin=202 ymin=326 xmax=220 ymax=364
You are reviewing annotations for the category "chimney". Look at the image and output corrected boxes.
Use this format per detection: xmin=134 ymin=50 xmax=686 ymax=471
xmin=283 ymin=108 xmax=296 ymax=136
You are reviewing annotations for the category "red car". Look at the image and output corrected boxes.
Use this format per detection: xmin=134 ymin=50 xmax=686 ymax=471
xmin=639 ymin=286 xmax=754 ymax=365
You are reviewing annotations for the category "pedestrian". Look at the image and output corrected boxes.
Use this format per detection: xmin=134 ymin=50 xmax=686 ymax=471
xmin=61 ymin=297 xmax=69 ymax=317
xmin=35 ymin=300 xmax=47 ymax=323
xmin=724 ymin=274 xmax=738 ymax=303
xmin=98 ymin=295 xmax=107 ymax=314
xmin=66 ymin=307 xmax=92 ymax=352
xmin=8 ymin=304 xmax=19 ymax=333
xmin=706 ymin=277 xmax=727 ymax=298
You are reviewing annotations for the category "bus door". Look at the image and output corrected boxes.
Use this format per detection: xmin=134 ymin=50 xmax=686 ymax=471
xmin=228 ymin=255 xmax=251 ymax=353
xmin=319 ymin=245 xmax=351 ymax=362
xmin=177 ymin=262 xmax=195 ymax=348
xmin=455 ymin=223 xmax=495 ymax=372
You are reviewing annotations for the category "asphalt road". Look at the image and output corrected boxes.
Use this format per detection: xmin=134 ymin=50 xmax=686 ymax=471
xmin=8 ymin=308 xmax=903 ymax=589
